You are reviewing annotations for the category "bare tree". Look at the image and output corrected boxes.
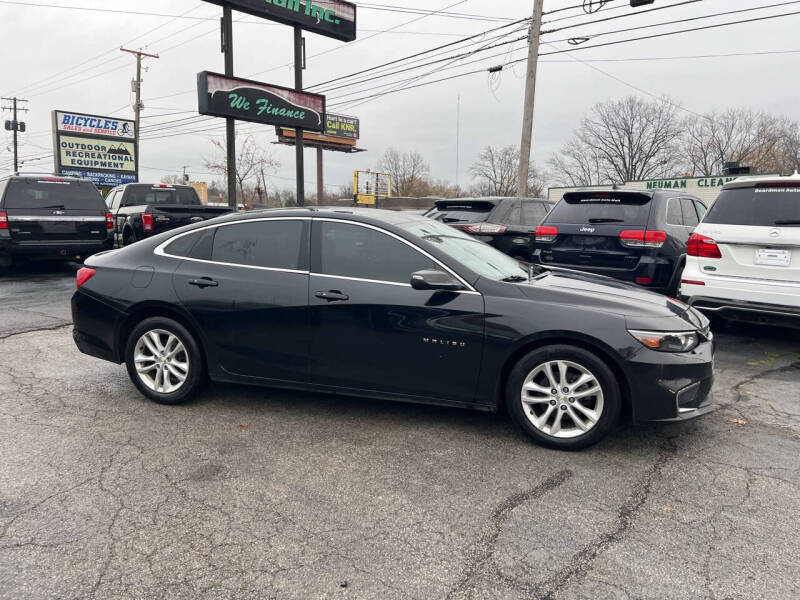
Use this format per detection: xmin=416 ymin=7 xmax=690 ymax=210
xmin=159 ymin=174 xmax=184 ymax=185
xmin=550 ymin=96 xmax=684 ymax=185
xmin=204 ymin=135 xmax=279 ymax=208
xmin=377 ymin=148 xmax=430 ymax=196
xmin=683 ymin=108 xmax=785 ymax=176
xmin=470 ymin=145 xmax=544 ymax=197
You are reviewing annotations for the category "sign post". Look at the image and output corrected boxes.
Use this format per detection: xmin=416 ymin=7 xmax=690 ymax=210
xmin=294 ymin=26 xmax=305 ymax=206
xmin=222 ymin=6 xmax=236 ymax=210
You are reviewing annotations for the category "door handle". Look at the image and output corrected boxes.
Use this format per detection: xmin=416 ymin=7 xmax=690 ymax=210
xmin=315 ymin=290 xmax=349 ymax=302
xmin=188 ymin=277 xmax=219 ymax=288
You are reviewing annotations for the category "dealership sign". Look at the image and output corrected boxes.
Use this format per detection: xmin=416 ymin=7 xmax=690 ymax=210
xmin=197 ymin=71 xmax=325 ymax=131
xmin=325 ymin=113 xmax=358 ymax=139
xmin=202 ymin=0 xmax=356 ymax=42
xmin=52 ymin=110 xmax=137 ymax=187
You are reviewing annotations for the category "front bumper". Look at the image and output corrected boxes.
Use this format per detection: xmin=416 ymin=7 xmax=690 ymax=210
xmin=623 ymin=338 xmax=715 ymax=424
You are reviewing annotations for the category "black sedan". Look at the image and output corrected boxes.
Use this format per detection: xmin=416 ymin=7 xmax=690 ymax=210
xmin=71 ymin=208 xmax=714 ymax=450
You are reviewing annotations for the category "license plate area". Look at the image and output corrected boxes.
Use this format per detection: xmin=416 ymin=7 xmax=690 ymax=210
xmin=755 ymin=248 xmax=791 ymax=267
xmin=43 ymin=221 xmax=77 ymax=234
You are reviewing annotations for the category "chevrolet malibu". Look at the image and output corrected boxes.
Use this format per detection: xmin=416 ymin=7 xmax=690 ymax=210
xmin=71 ymin=208 xmax=714 ymax=450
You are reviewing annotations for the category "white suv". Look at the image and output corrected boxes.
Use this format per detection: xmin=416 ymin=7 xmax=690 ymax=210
xmin=680 ymin=174 xmax=800 ymax=328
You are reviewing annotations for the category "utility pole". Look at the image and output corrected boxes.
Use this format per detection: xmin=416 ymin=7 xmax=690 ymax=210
xmin=120 ymin=47 xmax=159 ymax=175
xmin=517 ymin=0 xmax=544 ymax=198
xmin=182 ymin=165 xmax=189 ymax=183
xmin=2 ymin=97 xmax=28 ymax=174
xmin=316 ymin=147 xmax=323 ymax=205
xmin=294 ymin=26 xmax=305 ymax=206
xmin=221 ymin=8 xmax=237 ymax=209
xmin=455 ymin=94 xmax=460 ymax=189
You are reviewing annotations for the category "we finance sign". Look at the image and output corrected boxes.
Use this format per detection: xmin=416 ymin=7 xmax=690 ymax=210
xmin=203 ymin=0 xmax=356 ymax=42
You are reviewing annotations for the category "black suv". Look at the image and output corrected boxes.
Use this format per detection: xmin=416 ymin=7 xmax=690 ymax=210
xmin=531 ymin=189 xmax=707 ymax=295
xmin=425 ymin=197 xmax=554 ymax=261
xmin=0 ymin=175 xmax=112 ymax=269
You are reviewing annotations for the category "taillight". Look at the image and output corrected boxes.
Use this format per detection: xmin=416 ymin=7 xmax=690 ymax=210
xmin=106 ymin=212 xmax=113 ymax=230
xmin=463 ymin=222 xmax=506 ymax=234
xmin=0 ymin=212 xmax=7 ymax=230
xmin=687 ymin=233 xmax=721 ymax=259
xmin=142 ymin=213 xmax=153 ymax=232
xmin=635 ymin=276 xmax=653 ymax=285
xmin=620 ymin=230 xmax=666 ymax=248
xmin=535 ymin=225 xmax=558 ymax=243
xmin=76 ymin=267 xmax=96 ymax=288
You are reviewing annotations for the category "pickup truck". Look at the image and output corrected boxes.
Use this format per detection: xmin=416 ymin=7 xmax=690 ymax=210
xmin=0 ymin=174 xmax=113 ymax=269
xmin=105 ymin=183 xmax=233 ymax=246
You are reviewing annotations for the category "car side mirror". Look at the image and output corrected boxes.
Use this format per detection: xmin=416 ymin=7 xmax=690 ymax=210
xmin=410 ymin=270 xmax=464 ymax=291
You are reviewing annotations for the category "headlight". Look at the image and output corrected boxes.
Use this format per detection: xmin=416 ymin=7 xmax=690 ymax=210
xmin=628 ymin=329 xmax=699 ymax=352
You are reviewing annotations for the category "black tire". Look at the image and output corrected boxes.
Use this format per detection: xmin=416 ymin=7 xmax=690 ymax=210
xmin=506 ymin=344 xmax=621 ymax=450
xmin=124 ymin=316 xmax=205 ymax=405
xmin=123 ymin=228 xmax=137 ymax=246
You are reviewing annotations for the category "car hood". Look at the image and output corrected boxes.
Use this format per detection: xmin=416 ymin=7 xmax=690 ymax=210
xmin=518 ymin=268 xmax=707 ymax=330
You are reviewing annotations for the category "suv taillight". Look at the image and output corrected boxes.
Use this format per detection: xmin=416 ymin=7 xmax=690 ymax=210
xmin=463 ymin=222 xmax=507 ymax=234
xmin=620 ymin=230 xmax=666 ymax=248
xmin=76 ymin=267 xmax=96 ymax=288
xmin=535 ymin=226 xmax=558 ymax=242
xmin=0 ymin=212 xmax=7 ymax=230
xmin=687 ymin=233 xmax=722 ymax=258
xmin=106 ymin=212 xmax=113 ymax=230
xmin=142 ymin=213 xmax=153 ymax=232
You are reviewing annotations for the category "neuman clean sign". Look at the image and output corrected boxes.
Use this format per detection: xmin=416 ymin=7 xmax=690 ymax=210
xmin=52 ymin=110 xmax=138 ymax=187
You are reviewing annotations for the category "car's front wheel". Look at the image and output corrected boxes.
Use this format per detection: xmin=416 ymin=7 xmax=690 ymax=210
xmin=124 ymin=317 xmax=205 ymax=405
xmin=506 ymin=345 xmax=621 ymax=450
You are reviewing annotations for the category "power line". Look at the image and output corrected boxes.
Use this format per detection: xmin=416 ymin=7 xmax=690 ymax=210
xmin=544 ymin=0 xmax=707 ymax=33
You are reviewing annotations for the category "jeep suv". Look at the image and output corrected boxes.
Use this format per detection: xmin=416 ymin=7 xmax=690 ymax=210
xmin=425 ymin=197 xmax=554 ymax=262
xmin=0 ymin=175 xmax=112 ymax=269
xmin=532 ymin=189 xmax=707 ymax=295
xmin=680 ymin=175 xmax=800 ymax=328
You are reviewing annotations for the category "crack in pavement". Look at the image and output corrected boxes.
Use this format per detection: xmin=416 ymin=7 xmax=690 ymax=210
xmin=445 ymin=469 xmax=573 ymax=600
xmin=0 ymin=322 xmax=72 ymax=341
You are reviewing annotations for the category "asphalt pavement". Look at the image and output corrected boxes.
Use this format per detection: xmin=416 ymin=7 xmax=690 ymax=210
xmin=1 ymin=261 xmax=798 ymax=600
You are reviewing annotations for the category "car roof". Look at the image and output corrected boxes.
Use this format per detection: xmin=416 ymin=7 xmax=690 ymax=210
xmin=722 ymin=173 xmax=800 ymax=189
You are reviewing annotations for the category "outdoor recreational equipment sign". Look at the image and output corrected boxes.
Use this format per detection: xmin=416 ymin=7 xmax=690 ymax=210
xmin=197 ymin=71 xmax=326 ymax=132
xmin=52 ymin=110 xmax=137 ymax=187
xmin=202 ymin=0 xmax=356 ymax=42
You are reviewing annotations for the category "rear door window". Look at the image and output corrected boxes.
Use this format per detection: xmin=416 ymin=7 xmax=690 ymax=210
xmin=2 ymin=179 xmax=105 ymax=210
xmin=695 ymin=201 xmax=708 ymax=221
xmin=546 ymin=193 xmax=653 ymax=225
xmin=211 ymin=220 xmax=307 ymax=270
xmin=522 ymin=201 xmax=548 ymax=227
xmin=680 ymin=198 xmax=700 ymax=227
xmin=705 ymin=185 xmax=800 ymax=226
xmin=429 ymin=201 xmax=496 ymax=225
xmin=666 ymin=198 xmax=683 ymax=225
xmin=177 ymin=187 xmax=200 ymax=205
xmin=501 ymin=201 xmax=522 ymax=226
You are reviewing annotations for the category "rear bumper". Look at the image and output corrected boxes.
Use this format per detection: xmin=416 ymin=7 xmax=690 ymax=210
xmin=532 ymin=251 xmax=673 ymax=292
xmin=685 ymin=296 xmax=800 ymax=328
xmin=0 ymin=237 xmax=113 ymax=258
xmin=71 ymin=290 xmax=126 ymax=363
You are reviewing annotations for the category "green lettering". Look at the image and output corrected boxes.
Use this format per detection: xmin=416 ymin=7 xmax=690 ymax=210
xmin=681 ymin=180 xmax=687 ymax=188
xmin=324 ymin=8 xmax=336 ymax=23
xmin=273 ymin=0 xmax=287 ymax=7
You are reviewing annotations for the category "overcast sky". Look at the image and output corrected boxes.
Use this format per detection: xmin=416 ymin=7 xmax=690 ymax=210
xmin=1 ymin=0 xmax=798 ymax=195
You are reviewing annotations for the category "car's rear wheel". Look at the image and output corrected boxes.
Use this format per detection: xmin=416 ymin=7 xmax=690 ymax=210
xmin=506 ymin=345 xmax=621 ymax=450
xmin=124 ymin=317 xmax=204 ymax=405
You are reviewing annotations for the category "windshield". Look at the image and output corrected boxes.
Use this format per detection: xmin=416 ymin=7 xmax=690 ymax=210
xmin=399 ymin=218 xmax=528 ymax=280
xmin=705 ymin=185 xmax=800 ymax=226
xmin=3 ymin=179 xmax=105 ymax=210
xmin=547 ymin=193 xmax=652 ymax=225
xmin=124 ymin=186 xmax=200 ymax=207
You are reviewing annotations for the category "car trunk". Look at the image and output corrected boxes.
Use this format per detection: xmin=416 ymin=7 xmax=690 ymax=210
xmin=538 ymin=191 xmax=655 ymax=270
xmin=699 ymin=184 xmax=800 ymax=282
xmin=429 ymin=200 xmax=496 ymax=229
xmin=3 ymin=179 xmax=108 ymax=243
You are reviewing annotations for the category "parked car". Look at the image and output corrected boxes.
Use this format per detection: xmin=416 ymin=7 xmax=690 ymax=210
xmin=72 ymin=208 xmax=713 ymax=450
xmin=532 ymin=189 xmax=707 ymax=295
xmin=0 ymin=174 xmax=113 ymax=269
xmin=105 ymin=183 xmax=233 ymax=246
xmin=425 ymin=197 xmax=555 ymax=262
xmin=680 ymin=175 xmax=800 ymax=328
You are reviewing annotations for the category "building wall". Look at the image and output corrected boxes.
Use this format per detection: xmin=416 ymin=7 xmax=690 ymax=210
xmin=547 ymin=174 xmax=776 ymax=206
xmin=189 ymin=181 xmax=208 ymax=203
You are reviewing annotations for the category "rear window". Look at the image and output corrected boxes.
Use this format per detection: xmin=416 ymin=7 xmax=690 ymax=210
xmin=2 ymin=179 xmax=105 ymax=210
xmin=429 ymin=201 xmax=496 ymax=224
xmin=546 ymin=193 xmax=652 ymax=226
xmin=705 ymin=185 xmax=800 ymax=226
xmin=123 ymin=186 xmax=200 ymax=207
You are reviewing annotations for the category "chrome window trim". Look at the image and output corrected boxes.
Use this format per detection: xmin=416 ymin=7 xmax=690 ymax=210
xmin=8 ymin=215 xmax=106 ymax=222
xmin=314 ymin=217 xmax=480 ymax=294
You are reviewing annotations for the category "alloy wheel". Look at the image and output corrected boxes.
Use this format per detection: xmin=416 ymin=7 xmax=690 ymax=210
xmin=133 ymin=329 xmax=190 ymax=394
xmin=520 ymin=360 xmax=604 ymax=439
